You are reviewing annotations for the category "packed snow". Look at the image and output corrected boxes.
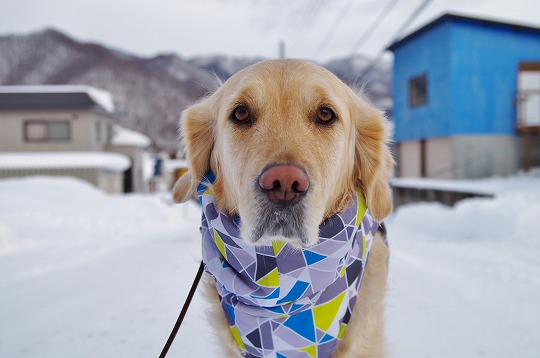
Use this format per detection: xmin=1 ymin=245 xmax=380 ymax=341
xmin=1 ymin=172 xmax=539 ymax=358
xmin=0 ymin=152 xmax=131 ymax=172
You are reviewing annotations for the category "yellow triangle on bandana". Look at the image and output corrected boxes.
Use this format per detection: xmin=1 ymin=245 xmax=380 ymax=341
xmin=338 ymin=322 xmax=348 ymax=339
xmin=256 ymin=267 xmax=279 ymax=287
xmin=213 ymin=230 xmax=227 ymax=260
xmin=299 ymin=345 xmax=317 ymax=358
xmin=313 ymin=291 xmax=346 ymax=332
xmin=229 ymin=326 xmax=246 ymax=350
xmin=272 ymin=240 xmax=286 ymax=255
xmin=339 ymin=264 xmax=347 ymax=277
xmin=356 ymin=191 xmax=367 ymax=227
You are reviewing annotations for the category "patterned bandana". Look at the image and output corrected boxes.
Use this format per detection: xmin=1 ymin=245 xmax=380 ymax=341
xmin=198 ymin=172 xmax=378 ymax=358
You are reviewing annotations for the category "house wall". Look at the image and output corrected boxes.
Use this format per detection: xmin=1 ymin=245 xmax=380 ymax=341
xmin=398 ymin=140 xmax=422 ymax=177
xmin=426 ymin=137 xmax=453 ymax=179
xmin=0 ymin=109 xmax=112 ymax=152
xmin=392 ymin=16 xmax=540 ymax=178
xmin=107 ymin=145 xmax=146 ymax=193
xmin=393 ymin=18 xmax=540 ymax=143
xmin=392 ymin=21 xmax=453 ymax=142
xmin=450 ymin=19 xmax=540 ymax=135
xmin=398 ymin=138 xmax=453 ymax=178
xmin=398 ymin=135 xmax=520 ymax=179
xmin=451 ymin=135 xmax=521 ymax=179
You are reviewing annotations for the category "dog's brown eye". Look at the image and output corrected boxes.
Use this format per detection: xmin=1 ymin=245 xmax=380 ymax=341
xmin=317 ymin=107 xmax=337 ymax=124
xmin=233 ymin=106 xmax=250 ymax=123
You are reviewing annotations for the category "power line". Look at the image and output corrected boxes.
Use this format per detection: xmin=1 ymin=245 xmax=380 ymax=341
xmin=288 ymin=0 xmax=327 ymax=56
xmin=350 ymin=0 xmax=401 ymax=54
xmin=357 ymin=0 xmax=435 ymax=81
xmin=315 ymin=0 xmax=356 ymax=56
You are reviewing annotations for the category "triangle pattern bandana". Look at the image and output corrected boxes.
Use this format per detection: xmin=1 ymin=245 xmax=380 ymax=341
xmin=198 ymin=173 xmax=378 ymax=358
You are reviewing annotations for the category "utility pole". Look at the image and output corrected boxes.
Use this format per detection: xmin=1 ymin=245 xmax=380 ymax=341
xmin=279 ymin=41 xmax=286 ymax=59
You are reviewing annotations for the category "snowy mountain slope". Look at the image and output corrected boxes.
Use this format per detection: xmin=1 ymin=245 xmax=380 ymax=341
xmin=0 ymin=29 xmax=217 ymax=152
xmin=0 ymin=29 xmax=392 ymax=153
xmin=1 ymin=172 xmax=539 ymax=357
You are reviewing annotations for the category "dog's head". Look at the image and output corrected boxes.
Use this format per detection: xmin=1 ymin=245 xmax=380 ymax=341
xmin=173 ymin=59 xmax=393 ymax=248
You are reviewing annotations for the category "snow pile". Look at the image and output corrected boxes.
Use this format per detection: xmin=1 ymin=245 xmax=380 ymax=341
xmin=0 ymin=152 xmax=131 ymax=172
xmin=385 ymin=170 xmax=540 ymax=357
xmin=0 ymin=172 xmax=539 ymax=357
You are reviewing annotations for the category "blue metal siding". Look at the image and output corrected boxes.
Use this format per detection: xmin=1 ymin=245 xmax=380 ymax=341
xmin=450 ymin=20 xmax=540 ymax=135
xmin=392 ymin=16 xmax=540 ymax=142
xmin=392 ymin=22 xmax=452 ymax=141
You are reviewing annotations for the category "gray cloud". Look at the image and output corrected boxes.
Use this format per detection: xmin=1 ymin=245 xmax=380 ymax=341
xmin=0 ymin=0 xmax=538 ymax=62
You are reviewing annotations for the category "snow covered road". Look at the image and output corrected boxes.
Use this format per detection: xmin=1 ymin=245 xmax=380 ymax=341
xmin=1 ymin=174 xmax=539 ymax=357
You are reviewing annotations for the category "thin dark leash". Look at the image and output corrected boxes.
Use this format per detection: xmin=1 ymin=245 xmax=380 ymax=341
xmin=158 ymin=261 xmax=204 ymax=358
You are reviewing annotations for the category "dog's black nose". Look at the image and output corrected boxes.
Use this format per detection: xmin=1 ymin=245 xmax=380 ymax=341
xmin=258 ymin=164 xmax=309 ymax=205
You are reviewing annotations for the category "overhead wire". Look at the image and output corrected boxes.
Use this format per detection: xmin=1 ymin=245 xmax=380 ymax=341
xmin=288 ymin=0 xmax=327 ymax=57
xmin=349 ymin=0 xmax=401 ymax=55
xmin=315 ymin=0 xmax=356 ymax=56
xmin=357 ymin=0 xmax=435 ymax=81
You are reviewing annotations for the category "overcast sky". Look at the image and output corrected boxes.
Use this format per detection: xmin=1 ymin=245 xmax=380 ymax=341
xmin=1 ymin=0 xmax=539 ymax=62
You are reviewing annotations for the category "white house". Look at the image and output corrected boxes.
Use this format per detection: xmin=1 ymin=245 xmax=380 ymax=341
xmin=0 ymin=85 xmax=150 ymax=193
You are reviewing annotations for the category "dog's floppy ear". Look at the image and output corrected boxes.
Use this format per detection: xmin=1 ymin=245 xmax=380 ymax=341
xmin=351 ymin=93 xmax=394 ymax=222
xmin=173 ymin=99 xmax=215 ymax=203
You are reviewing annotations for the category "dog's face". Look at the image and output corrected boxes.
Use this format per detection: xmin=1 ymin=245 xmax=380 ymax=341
xmin=174 ymin=60 xmax=393 ymax=248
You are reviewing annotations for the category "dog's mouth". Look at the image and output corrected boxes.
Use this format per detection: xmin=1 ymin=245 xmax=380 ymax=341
xmin=246 ymin=200 xmax=312 ymax=247
xmin=238 ymin=163 xmax=318 ymax=247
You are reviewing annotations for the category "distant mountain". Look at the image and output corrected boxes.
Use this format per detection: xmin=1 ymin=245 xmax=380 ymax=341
xmin=0 ymin=28 xmax=392 ymax=153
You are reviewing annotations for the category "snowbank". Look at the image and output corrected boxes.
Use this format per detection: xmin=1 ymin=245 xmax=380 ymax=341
xmin=0 ymin=151 xmax=131 ymax=172
xmin=0 ymin=172 xmax=539 ymax=357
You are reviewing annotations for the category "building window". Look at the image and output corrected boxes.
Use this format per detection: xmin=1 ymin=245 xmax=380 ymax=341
xmin=409 ymin=74 xmax=428 ymax=107
xmin=518 ymin=63 xmax=540 ymax=127
xmin=96 ymin=120 xmax=102 ymax=143
xmin=25 ymin=121 xmax=48 ymax=141
xmin=24 ymin=120 xmax=70 ymax=142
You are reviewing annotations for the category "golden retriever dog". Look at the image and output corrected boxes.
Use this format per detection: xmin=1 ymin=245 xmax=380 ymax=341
xmin=173 ymin=59 xmax=393 ymax=357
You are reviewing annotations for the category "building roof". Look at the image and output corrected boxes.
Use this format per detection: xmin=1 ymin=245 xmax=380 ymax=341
xmin=0 ymin=85 xmax=116 ymax=114
xmin=110 ymin=125 xmax=151 ymax=148
xmin=387 ymin=13 xmax=540 ymax=52
xmin=0 ymin=151 xmax=131 ymax=172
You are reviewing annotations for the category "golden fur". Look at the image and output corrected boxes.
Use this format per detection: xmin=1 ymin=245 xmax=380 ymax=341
xmin=174 ymin=59 xmax=393 ymax=357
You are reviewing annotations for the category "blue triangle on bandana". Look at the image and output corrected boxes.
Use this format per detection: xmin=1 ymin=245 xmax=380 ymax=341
xmin=304 ymin=251 xmax=326 ymax=265
xmin=276 ymin=280 xmax=309 ymax=304
xmin=225 ymin=304 xmax=236 ymax=325
xmin=197 ymin=171 xmax=216 ymax=192
xmin=263 ymin=287 xmax=280 ymax=299
xmin=320 ymin=333 xmax=335 ymax=343
xmin=276 ymin=353 xmax=287 ymax=358
xmin=265 ymin=305 xmax=285 ymax=315
xmin=283 ymin=309 xmax=316 ymax=342
xmin=290 ymin=303 xmax=305 ymax=313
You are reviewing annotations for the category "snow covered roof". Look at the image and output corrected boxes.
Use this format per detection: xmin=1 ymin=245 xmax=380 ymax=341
xmin=0 ymin=85 xmax=115 ymax=114
xmin=110 ymin=125 xmax=151 ymax=148
xmin=0 ymin=152 xmax=131 ymax=172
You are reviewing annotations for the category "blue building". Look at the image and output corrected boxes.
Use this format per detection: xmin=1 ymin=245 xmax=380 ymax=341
xmin=388 ymin=14 xmax=540 ymax=178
